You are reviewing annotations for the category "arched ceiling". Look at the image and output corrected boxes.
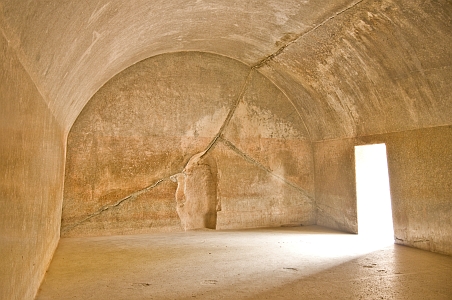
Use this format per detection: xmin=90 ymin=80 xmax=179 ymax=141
xmin=0 ymin=0 xmax=451 ymax=140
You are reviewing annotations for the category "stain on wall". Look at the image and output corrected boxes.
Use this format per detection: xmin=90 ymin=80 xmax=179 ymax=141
xmin=62 ymin=52 xmax=315 ymax=236
xmin=217 ymin=70 xmax=315 ymax=229
xmin=1 ymin=2 xmax=451 ymax=299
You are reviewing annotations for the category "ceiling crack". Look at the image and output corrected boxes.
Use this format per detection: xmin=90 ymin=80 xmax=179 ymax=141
xmin=252 ymin=0 xmax=366 ymax=69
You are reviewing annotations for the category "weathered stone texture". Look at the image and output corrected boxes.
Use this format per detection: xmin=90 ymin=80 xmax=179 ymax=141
xmin=260 ymin=0 xmax=452 ymax=141
xmin=313 ymin=139 xmax=358 ymax=233
xmin=62 ymin=52 xmax=250 ymax=236
xmin=1 ymin=1 xmax=452 ymax=298
xmin=359 ymin=126 xmax=452 ymax=255
xmin=214 ymin=142 xmax=315 ymax=230
xmin=62 ymin=179 xmax=181 ymax=237
xmin=0 ymin=0 xmax=357 ymax=131
xmin=173 ymin=153 xmax=219 ymax=230
xmin=223 ymin=70 xmax=313 ymax=194
xmin=62 ymin=52 xmax=316 ymax=236
xmin=217 ymin=70 xmax=315 ymax=229
xmin=0 ymin=33 xmax=66 ymax=300
xmin=314 ymin=126 xmax=452 ymax=255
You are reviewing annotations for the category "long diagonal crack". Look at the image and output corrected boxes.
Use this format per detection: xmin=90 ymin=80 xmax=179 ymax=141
xmin=62 ymin=178 xmax=169 ymax=233
xmin=252 ymin=0 xmax=366 ymax=69
xmin=200 ymin=69 xmax=253 ymax=159
xmin=66 ymin=48 xmax=324 ymax=231
xmin=219 ymin=137 xmax=314 ymax=204
xmin=64 ymin=70 xmax=253 ymax=233
xmin=248 ymin=1 xmax=366 ymax=141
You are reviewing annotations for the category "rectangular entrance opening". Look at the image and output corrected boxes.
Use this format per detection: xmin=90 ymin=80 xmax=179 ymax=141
xmin=355 ymin=143 xmax=394 ymax=244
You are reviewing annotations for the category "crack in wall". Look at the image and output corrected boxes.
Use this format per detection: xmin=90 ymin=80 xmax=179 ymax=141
xmin=65 ymin=63 xmax=316 ymax=233
xmin=200 ymin=69 xmax=253 ymax=159
xmin=219 ymin=136 xmax=314 ymax=204
xmin=62 ymin=177 xmax=169 ymax=233
xmin=248 ymin=0 xmax=366 ymax=143
xmin=252 ymin=0 xmax=366 ymax=69
xmin=396 ymin=237 xmax=431 ymax=244
xmin=63 ymin=70 xmax=253 ymax=233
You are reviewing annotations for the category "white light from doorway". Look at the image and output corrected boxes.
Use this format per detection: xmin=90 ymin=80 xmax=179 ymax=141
xmin=355 ymin=143 xmax=394 ymax=247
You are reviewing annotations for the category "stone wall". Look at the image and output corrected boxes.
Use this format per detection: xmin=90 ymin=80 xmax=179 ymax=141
xmin=314 ymin=139 xmax=358 ymax=233
xmin=62 ymin=52 xmax=315 ymax=237
xmin=216 ymin=69 xmax=315 ymax=229
xmin=0 ymin=2 xmax=450 ymax=299
xmin=0 ymin=33 xmax=66 ymax=299
xmin=360 ymin=126 xmax=452 ymax=255
xmin=260 ymin=0 xmax=452 ymax=141
xmin=314 ymin=126 xmax=452 ymax=255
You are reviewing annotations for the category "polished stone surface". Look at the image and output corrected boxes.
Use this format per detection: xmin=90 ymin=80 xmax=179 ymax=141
xmin=36 ymin=226 xmax=452 ymax=299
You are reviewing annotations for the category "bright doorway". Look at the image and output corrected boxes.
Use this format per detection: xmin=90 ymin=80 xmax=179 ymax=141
xmin=355 ymin=143 xmax=394 ymax=245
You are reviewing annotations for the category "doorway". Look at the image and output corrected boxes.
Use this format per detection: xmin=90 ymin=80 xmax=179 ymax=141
xmin=355 ymin=143 xmax=394 ymax=244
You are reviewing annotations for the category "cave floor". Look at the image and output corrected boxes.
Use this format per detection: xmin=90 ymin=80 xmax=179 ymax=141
xmin=36 ymin=225 xmax=452 ymax=299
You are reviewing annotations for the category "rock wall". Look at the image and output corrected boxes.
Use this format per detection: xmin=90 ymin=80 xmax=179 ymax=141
xmin=0 ymin=2 xmax=450 ymax=299
xmin=314 ymin=125 xmax=452 ymax=255
xmin=0 ymin=33 xmax=66 ymax=299
xmin=313 ymin=139 xmax=358 ymax=233
xmin=172 ymin=152 xmax=219 ymax=231
xmin=260 ymin=0 xmax=452 ymax=141
xmin=360 ymin=126 xmax=452 ymax=255
xmin=216 ymin=69 xmax=315 ymax=229
xmin=62 ymin=52 xmax=315 ymax=237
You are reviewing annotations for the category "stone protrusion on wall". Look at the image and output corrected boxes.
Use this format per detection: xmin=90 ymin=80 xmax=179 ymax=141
xmin=171 ymin=152 xmax=219 ymax=230
xmin=62 ymin=52 xmax=315 ymax=236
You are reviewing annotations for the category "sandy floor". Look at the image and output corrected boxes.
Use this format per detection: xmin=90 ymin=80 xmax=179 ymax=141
xmin=36 ymin=226 xmax=452 ymax=299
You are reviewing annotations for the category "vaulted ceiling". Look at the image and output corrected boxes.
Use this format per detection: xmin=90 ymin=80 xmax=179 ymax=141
xmin=1 ymin=0 xmax=451 ymax=140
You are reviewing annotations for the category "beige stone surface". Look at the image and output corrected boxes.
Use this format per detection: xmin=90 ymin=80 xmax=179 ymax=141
xmin=213 ymin=142 xmax=315 ymax=230
xmin=36 ymin=226 xmax=452 ymax=300
xmin=0 ymin=33 xmax=65 ymax=300
xmin=63 ymin=53 xmax=316 ymax=235
xmin=0 ymin=0 xmax=451 ymax=299
xmin=0 ymin=0 xmax=356 ymax=130
xmin=62 ymin=52 xmax=249 ymax=236
xmin=260 ymin=0 xmax=452 ymax=141
xmin=359 ymin=126 xmax=452 ymax=255
xmin=173 ymin=152 xmax=219 ymax=230
xmin=314 ymin=126 xmax=452 ymax=255
xmin=313 ymin=139 xmax=358 ymax=233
